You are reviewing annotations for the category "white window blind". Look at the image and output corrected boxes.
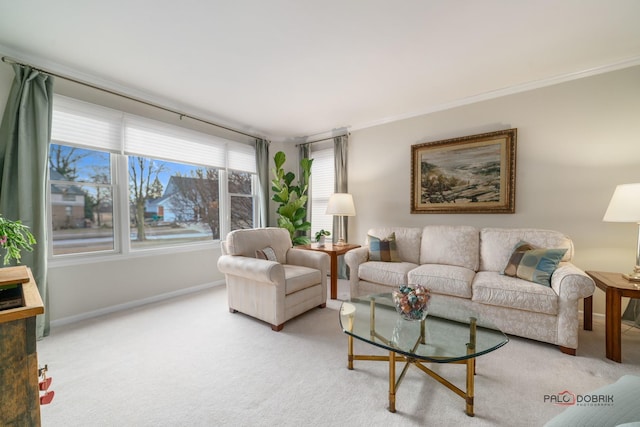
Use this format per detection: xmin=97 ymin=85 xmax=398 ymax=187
xmin=51 ymin=95 xmax=256 ymax=171
xmin=228 ymin=141 xmax=257 ymax=173
xmin=51 ymin=95 xmax=122 ymax=152
xmin=310 ymin=146 xmax=335 ymax=237
xmin=124 ymin=116 xmax=226 ymax=168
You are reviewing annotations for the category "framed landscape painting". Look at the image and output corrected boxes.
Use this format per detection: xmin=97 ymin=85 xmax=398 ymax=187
xmin=411 ymin=128 xmax=517 ymax=214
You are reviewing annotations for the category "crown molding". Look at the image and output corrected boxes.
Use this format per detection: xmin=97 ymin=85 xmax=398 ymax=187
xmin=3 ymin=44 xmax=639 ymax=143
xmin=347 ymin=55 xmax=640 ymax=134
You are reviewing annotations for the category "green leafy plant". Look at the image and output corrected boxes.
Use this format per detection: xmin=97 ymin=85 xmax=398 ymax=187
xmin=0 ymin=214 xmax=37 ymax=266
xmin=271 ymin=151 xmax=313 ymax=245
xmin=314 ymin=229 xmax=331 ymax=242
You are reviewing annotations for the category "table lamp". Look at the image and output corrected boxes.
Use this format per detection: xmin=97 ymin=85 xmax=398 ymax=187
xmin=603 ymin=183 xmax=640 ymax=282
xmin=326 ymin=193 xmax=356 ymax=246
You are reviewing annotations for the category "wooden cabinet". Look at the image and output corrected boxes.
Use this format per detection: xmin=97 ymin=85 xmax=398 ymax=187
xmin=0 ymin=266 xmax=45 ymax=426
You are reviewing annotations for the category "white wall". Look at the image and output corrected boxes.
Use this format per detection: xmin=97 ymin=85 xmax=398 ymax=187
xmin=348 ymin=65 xmax=640 ymax=315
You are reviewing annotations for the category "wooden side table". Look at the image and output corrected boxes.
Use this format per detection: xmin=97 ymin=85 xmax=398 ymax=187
xmin=299 ymin=243 xmax=360 ymax=299
xmin=584 ymin=271 xmax=640 ymax=363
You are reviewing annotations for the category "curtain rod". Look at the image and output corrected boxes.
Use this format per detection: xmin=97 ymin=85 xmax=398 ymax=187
xmin=1 ymin=56 xmax=263 ymax=141
xmin=295 ymin=133 xmax=349 ymax=147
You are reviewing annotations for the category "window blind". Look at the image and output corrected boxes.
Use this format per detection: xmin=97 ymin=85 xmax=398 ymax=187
xmin=228 ymin=141 xmax=257 ymax=173
xmin=51 ymin=95 xmax=122 ymax=152
xmin=310 ymin=146 xmax=335 ymax=235
xmin=51 ymin=95 xmax=256 ymax=172
xmin=124 ymin=116 xmax=226 ymax=168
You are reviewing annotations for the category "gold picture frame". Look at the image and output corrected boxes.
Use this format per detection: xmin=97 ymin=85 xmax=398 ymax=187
xmin=411 ymin=129 xmax=517 ymax=214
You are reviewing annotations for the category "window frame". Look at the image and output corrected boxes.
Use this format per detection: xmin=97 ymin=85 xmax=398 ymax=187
xmin=47 ymin=96 xmax=257 ymax=266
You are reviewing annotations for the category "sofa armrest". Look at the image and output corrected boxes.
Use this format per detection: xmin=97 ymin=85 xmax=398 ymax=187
xmin=551 ymin=263 xmax=596 ymax=300
xmin=217 ymin=255 xmax=285 ymax=285
xmin=344 ymin=247 xmax=369 ymax=271
xmin=286 ymin=248 xmax=329 ymax=272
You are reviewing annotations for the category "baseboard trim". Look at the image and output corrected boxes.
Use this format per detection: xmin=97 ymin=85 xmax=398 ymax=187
xmin=50 ymin=280 xmax=225 ymax=328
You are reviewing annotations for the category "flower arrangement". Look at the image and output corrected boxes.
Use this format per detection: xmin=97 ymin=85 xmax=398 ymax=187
xmin=392 ymin=285 xmax=431 ymax=321
xmin=0 ymin=214 xmax=37 ymax=266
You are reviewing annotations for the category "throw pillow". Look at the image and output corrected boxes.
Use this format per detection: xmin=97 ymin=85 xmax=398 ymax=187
xmin=368 ymin=232 xmax=401 ymax=262
xmin=503 ymin=240 xmax=567 ymax=286
xmin=256 ymin=246 xmax=278 ymax=262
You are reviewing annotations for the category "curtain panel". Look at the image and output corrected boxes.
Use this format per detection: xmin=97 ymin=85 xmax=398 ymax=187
xmin=255 ymin=138 xmax=270 ymax=228
xmin=334 ymin=135 xmax=348 ymax=279
xmin=0 ymin=64 xmax=54 ymax=338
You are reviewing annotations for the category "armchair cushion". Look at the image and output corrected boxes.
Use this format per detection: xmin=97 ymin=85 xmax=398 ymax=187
xmin=284 ymin=265 xmax=322 ymax=294
xmin=225 ymin=227 xmax=291 ymax=262
xmin=256 ymin=246 xmax=278 ymax=262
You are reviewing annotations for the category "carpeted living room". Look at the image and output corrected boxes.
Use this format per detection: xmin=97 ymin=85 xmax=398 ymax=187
xmin=1 ymin=2 xmax=640 ymax=427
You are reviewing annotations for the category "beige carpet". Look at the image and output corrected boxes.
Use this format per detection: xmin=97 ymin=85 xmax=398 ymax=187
xmin=38 ymin=281 xmax=640 ymax=427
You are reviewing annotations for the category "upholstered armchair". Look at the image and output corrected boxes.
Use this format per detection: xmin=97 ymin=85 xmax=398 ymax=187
xmin=217 ymin=227 xmax=329 ymax=331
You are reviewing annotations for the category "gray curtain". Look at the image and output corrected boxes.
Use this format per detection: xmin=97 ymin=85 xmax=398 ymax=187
xmin=622 ymin=299 xmax=640 ymax=328
xmin=0 ymin=64 xmax=53 ymax=338
xmin=255 ymin=138 xmax=270 ymax=228
xmin=334 ymin=134 xmax=349 ymax=278
xmin=298 ymin=143 xmax=311 ymax=241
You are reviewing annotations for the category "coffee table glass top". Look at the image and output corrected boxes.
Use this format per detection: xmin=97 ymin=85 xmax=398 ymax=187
xmin=340 ymin=293 xmax=508 ymax=363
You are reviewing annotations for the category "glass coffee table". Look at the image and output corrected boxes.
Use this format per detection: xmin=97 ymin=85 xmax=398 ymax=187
xmin=339 ymin=293 xmax=508 ymax=415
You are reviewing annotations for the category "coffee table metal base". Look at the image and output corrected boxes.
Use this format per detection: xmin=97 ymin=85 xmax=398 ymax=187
xmin=347 ymin=318 xmax=477 ymax=416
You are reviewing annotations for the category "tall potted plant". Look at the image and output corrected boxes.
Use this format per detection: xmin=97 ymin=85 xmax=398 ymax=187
xmin=271 ymin=151 xmax=313 ymax=245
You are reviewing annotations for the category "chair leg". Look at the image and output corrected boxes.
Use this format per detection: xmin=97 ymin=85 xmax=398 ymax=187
xmin=559 ymin=346 xmax=576 ymax=356
xmin=318 ymin=303 xmax=326 ymax=309
xmin=272 ymin=323 xmax=284 ymax=332
xmin=229 ymin=308 xmax=238 ymax=313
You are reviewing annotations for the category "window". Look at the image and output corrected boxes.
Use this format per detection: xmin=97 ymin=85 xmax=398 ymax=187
xmin=310 ymin=144 xmax=335 ymax=239
xmin=49 ymin=144 xmax=115 ymax=255
xmin=48 ymin=95 xmax=257 ymax=258
xmin=228 ymin=170 xmax=256 ymax=231
xmin=129 ymin=157 xmax=219 ymax=249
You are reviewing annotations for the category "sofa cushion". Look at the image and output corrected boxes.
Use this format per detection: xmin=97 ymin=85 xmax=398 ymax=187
xmin=420 ymin=225 xmax=479 ymax=271
xmin=503 ymin=241 xmax=567 ymax=286
xmin=408 ymin=264 xmax=475 ymax=298
xmin=368 ymin=232 xmax=401 ymax=262
xmin=283 ymin=265 xmax=322 ymax=295
xmin=472 ymin=271 xmax=559 ymax=315
xmin=480 ymin=228 xmax=573 ymax=272
xmin=359 ymin=261 xmax=418 ymax=286
xmin=366 ymin=227 xmax=423 ymax=264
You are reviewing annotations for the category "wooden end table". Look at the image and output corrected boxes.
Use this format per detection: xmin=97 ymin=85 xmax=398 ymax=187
xmin=300 ymin=243 xmax=360 ymax=299
xmin=584 ymin=271 xmax=640 ymax=363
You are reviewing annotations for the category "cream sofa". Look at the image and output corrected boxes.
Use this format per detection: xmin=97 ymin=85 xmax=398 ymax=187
xmin=217 ymin=227 xmax=329 ymax=331
xmin=345 ymin=226 xmax=595 ymax=354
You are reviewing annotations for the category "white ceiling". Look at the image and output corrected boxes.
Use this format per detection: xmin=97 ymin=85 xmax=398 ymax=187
xmin=1 ymin=1 xmax=639 ymax=141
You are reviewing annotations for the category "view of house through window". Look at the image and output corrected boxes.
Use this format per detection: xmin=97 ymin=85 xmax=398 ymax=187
xmin=48 ymin=95 xmax=257 ymax=257
xmin=129 ymin=156 xmax=219 ymax=249
xmin=49 ymin=144 xmax=115 ymax=255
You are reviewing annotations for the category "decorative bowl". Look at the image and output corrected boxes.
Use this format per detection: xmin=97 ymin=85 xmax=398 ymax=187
xmin=392 ymin=285 xmax=431 ymax=321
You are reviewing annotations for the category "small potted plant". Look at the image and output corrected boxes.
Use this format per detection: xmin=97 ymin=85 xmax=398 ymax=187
xmin=0 ymin=214 xmax=37 ymax=266
xmin=314 ymin=229 xmax=331 ymax=247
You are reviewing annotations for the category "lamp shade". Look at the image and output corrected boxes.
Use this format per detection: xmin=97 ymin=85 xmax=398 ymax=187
xmin=603 ymin=183 xmax=640 ymax=222
xmin=326 ymin=193 xmax=356 ymax=216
